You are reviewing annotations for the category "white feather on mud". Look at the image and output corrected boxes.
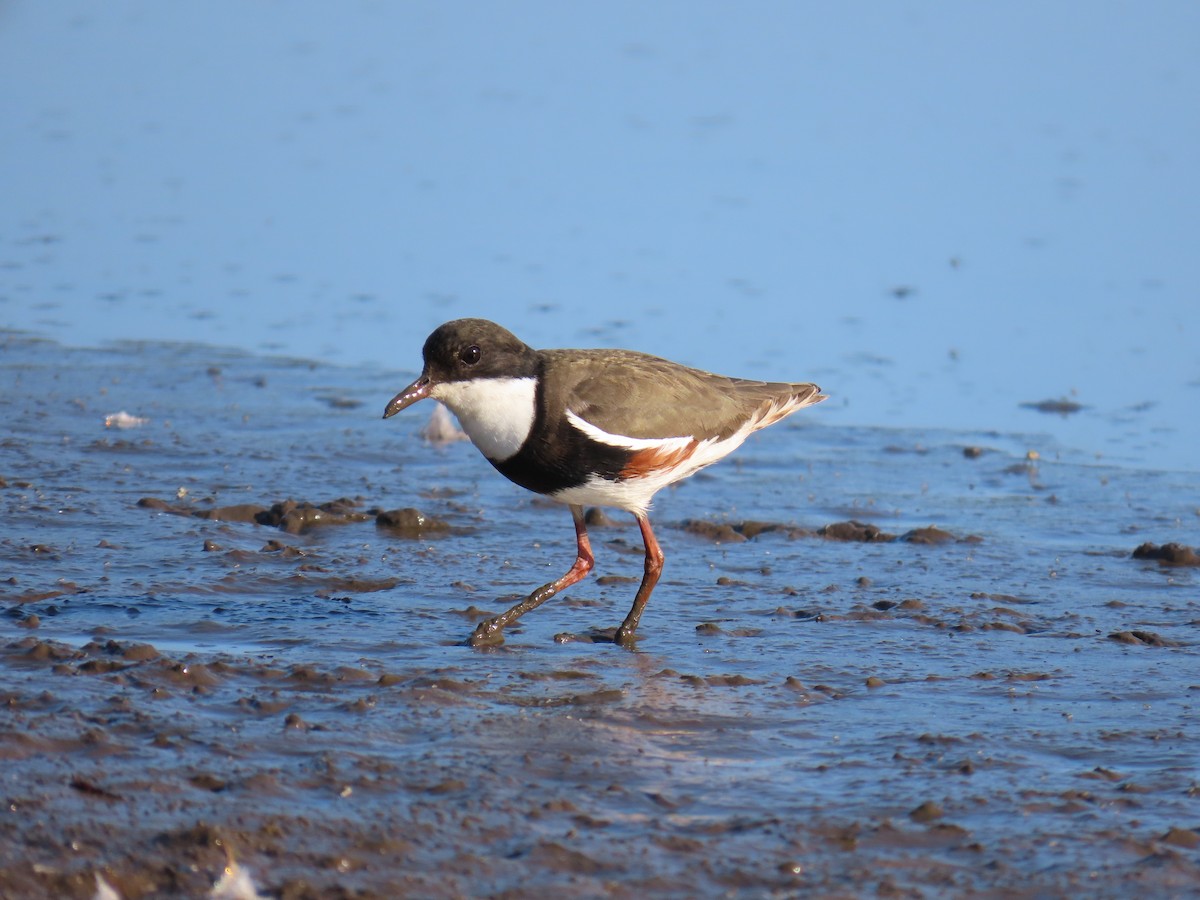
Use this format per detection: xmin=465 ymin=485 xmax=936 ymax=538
xmin=418 ymin=401 xmax=468 ymax=445
xmin=104 ymin=411 xmax=150 ymax=429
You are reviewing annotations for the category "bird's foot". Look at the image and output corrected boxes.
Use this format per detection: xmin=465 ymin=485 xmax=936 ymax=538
xmin=466 ymin=619 xmax=506 ymax=648
xmin=613 ymin=624 xmax=639 ymax=647
xmin=572 ymin=625 xmax=638 ymax=647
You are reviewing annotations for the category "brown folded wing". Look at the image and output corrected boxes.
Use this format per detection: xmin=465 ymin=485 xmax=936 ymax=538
xmin=540 ymin=349 xmax=823 ymax=442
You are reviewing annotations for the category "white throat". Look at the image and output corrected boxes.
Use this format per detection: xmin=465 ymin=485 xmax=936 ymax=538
xmin=430 ymin=376 xmax=537 ymax=462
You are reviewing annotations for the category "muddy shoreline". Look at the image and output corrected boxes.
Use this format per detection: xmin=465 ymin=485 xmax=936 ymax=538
xmin=2 ymin=335 xmax=1198 ymax=897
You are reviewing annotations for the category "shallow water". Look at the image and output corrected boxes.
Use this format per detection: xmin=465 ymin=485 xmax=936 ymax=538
xmin=1 ymin=333 xmax=1197 ymax=897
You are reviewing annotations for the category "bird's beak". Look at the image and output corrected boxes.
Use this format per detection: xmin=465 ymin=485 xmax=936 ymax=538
xmin=382 ymin=374 xmax=433 ymax=419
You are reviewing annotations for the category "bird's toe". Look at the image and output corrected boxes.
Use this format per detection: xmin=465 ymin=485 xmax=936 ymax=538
xmin=466 ymin=619 xmax=506 ymax=648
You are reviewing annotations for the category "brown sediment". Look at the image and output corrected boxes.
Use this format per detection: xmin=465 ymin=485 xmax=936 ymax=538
xmin=1131 ymin=542 xmax=1200 ymax=566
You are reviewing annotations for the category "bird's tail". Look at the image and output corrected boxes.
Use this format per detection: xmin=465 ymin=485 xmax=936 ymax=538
xmin=750 ymin=383 xmax=826 ymax=432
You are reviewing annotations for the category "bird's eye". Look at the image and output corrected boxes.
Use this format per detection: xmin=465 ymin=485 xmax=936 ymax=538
xmin=459 ymin=345 xmax=481 ymax=366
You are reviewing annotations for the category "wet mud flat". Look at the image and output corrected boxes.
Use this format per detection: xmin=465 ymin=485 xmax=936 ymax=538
xmin=1 ymin=333 xmax=1198 ymax=898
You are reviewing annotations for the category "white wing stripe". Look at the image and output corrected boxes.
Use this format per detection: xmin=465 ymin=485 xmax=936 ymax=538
xmin=565 ymin=409 xmax=693 ymax=453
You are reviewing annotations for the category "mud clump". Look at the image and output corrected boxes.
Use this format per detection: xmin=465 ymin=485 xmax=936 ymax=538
xmin=1021 ymin=397 xmax=1085 ymax=415
xmin=375 ymin=507 xmax=451 ymax=536
xmin=1108 ymin=630 xmax=1179 ymax=648
xmin=817 ymin=521 xmax=980 ymax=545
xmin=583 ymin=507 xmax=619 ymax=527
xmin=681 ymin=520 xmax=747 ymax=543
xmin=680 ymin=518 xmax=977 ymax=546
xmin=819 ymin=521 xmax=895 ymax=542
xmin=681 ymin=519 xmax=811 ymax=542
xmin=906 ymin=525 xmax=981 ymax=544
xmin=1131 ymin=542 xmax=1200 ymax=567
xmin=1161 ymin=827 xmax=1200 ymax=849
xmin=909 ymin=800 xmax=945 ymax=823
xmin=195 ymin=503 xmax=268 ymax=525
xmin=900 ymin=526 xmax=958 ymax=545
xmin=140 ymin=496 xmax=376 ymax=534
xmin=259 ymin=498 xmax=372 ymax=534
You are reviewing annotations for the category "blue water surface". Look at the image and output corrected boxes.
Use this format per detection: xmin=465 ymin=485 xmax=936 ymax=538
xmin=2 ymin=1 xmax=1198 ymax=470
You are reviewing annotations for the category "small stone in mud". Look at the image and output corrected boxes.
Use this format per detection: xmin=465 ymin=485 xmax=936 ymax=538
xmin=189 ymin=773 xmax=228 ymax=792
xmin=695 ymin=622 xmax=724 ymax=636
xmin=283 ymin=712 xmax=309 ymax=730
xmin=865 ymin=676 xmax=886 ymax=688
xmin=1131 ymin=541 xmax=1200 ymax=566
xmin=202 ymin=539 xmax=221 ymax=552
xmin=70 ymin=778 xmax=121 ymax=801
xmin=909 ymin=800 xmax=945 ymax=823
xmin=856 ymin=576 xmax=872 ymax=587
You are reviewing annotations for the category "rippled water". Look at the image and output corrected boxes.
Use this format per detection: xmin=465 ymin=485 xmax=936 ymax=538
xmin=2 ymin=333 xmax=1197 ymax=897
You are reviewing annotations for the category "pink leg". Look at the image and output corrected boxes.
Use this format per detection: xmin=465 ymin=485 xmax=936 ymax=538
xmin=469 ymin=505 xmax=594 ymax=646
xmin=614 ymin=513 xmax=664 ymax=645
